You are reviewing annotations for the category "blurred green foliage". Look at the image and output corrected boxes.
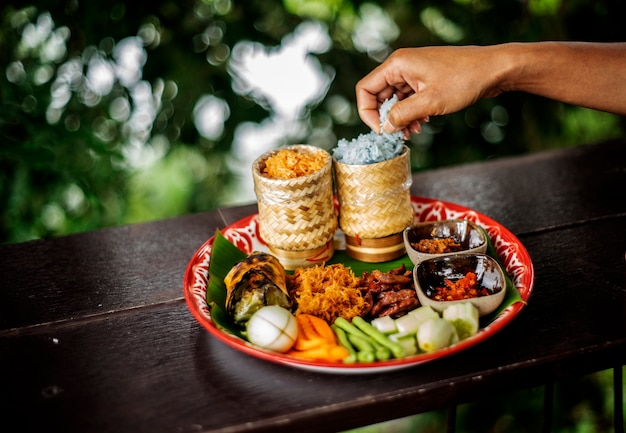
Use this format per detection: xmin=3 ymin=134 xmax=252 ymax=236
xmin=1 ymin=0 xmax=625 ymax=245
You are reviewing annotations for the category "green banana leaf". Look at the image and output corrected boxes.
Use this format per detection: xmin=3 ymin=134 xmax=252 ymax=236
xmin=206 ymin=230 xmax=247 ymax=337
xmin=206 ymin=228 xmax=524 ymax=336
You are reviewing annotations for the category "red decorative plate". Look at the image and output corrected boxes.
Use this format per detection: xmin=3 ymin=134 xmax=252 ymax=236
xmin=184 ymin=196 xmax=534 ymax=374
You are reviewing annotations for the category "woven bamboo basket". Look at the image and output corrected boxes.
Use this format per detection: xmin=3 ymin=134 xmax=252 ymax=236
xmin=252 ymin=145 xmax=337 ymax=269
xmin=333 ymin=145 xmax=414 ymax=262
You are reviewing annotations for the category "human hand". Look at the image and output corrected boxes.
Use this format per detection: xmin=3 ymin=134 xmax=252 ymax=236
xmin=356 ymin=46 xmax=507 ymax=135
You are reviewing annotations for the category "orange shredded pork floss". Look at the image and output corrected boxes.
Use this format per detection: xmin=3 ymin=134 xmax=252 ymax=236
xmin=262 ymin=149 xmax=326 ymax=179
xmin=288 ymin=263 xmax=369 ymax=324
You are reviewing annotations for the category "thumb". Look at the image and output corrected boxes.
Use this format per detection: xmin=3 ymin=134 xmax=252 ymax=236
xmin=383 ymin=95 xmax=431 ymax=134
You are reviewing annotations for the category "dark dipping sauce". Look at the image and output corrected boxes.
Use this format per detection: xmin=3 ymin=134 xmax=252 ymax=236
xmin=415 ymin=254 xmax=504 ymax=300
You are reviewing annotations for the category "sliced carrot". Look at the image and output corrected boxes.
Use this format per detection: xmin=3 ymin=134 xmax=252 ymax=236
xmin=296 ymin=315 xmax=321 ymax=340
xmin=289 ymin=314 xmax=349 ymax=362
xmin=288 ymin=343 xmax=349 ymax=362
xmin=306 ymin=314 xmax=337 ymax=343
xmin=294 ymin=336 xmax=327 ymax=351
xmin=328 ymin=345 xmax=350 ymax=361
xmin=294 ymin=315 xmax=328 ymax=350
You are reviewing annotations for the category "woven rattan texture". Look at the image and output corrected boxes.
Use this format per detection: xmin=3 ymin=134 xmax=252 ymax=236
xmin=334 ymin=147 xmax=413 ymax=238
xmin=253 ymin=145 xmax=337 ymax=251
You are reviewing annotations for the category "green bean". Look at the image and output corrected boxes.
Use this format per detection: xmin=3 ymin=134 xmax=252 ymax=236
xmin=335 ymin=317 xmax=390 ymax=361
xmin=334 ymin=317 xmax=369 ymax=339
xmin=371 ymin=341 xmax=391 ymax=361
xmin=331 ymin=324 xmax=357 ymax=364
xmin=346 ymin=334 xmax=375 ymax=363
xmin=352 ymin=316 xmax=405 ymax=358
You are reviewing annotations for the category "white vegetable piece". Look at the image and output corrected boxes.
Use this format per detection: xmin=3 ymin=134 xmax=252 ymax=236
xmin=442 ymin=302 xmax=480 ymax=341
xmin=370 ymin=315 xmax=397 ymax=334
xmin=396 ymin=305 xmax=440 ymax=334
xmin=389 ymin=332 xmax=418 ymax=356
xmin=408 ymin=305 xmax=440 ymax=324
xmin=417 ymin=317 xmax=459 ymax=352
xmin=394 ymin=313 xmax=420 ymax=334
xmin=245 ymin=305 xmax=298 ymax=353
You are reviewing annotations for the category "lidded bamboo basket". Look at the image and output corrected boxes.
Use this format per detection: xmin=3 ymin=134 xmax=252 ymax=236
xmin=252 ymin=144 xmax=337 ymax=270
xmin=333 ymin=145 xmax=414 ymax=262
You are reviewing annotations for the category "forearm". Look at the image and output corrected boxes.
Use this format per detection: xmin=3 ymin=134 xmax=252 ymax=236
xmin=497 ymin=41 xmax=626 ymax=115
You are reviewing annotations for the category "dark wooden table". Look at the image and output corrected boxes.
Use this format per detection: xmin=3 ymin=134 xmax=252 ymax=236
xmin=2 ymin=139 xmax=625 ymax=433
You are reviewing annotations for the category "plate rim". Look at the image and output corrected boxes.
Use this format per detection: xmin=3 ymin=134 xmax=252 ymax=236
xmin=183 ymin=196 xmax=534 ymax=374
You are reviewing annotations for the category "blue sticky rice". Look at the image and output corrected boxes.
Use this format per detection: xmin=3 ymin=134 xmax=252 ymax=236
xmin=333 ymin=95 xmax=405 ymax=165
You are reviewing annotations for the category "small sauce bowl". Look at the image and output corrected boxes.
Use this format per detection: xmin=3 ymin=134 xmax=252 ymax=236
xmin=413 ymin=253 xmax=506 ymax=317
xmin=403 ymin=219 xmax=487 ymax=265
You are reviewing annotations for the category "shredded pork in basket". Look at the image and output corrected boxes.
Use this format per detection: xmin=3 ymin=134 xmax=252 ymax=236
xmin=288 ymin=263 xmax=369 ymax=324
xmin=262 ymin=149 xmax=326 ymax=179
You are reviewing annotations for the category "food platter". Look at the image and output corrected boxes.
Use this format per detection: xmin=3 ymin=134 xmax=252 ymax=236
xmin=183 ymin=196 xmax=534 ymax=374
